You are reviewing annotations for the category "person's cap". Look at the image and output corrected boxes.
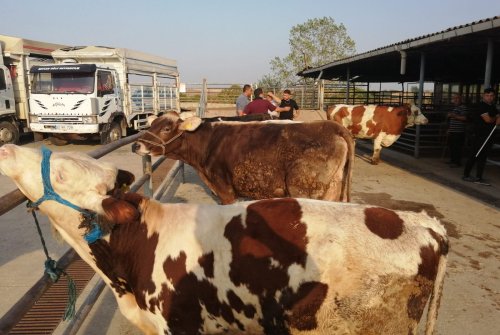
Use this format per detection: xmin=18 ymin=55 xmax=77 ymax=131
xmin=484 ymin=87 xmax=495 ymax=94
xmin=254 ymin=88 xmax=263 ymax=98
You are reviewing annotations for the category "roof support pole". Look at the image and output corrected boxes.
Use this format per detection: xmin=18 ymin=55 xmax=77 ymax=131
xmin=484 ymin=38 xmax=494 ymax=88
xmin=415 ymin=52 xmax=425 ymax=158
xmin=345 ymin=66 xmax=350 ymax=104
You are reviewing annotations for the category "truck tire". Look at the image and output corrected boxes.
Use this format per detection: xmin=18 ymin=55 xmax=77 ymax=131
xmin=0 ymin=121 xmax=20 ymax=145
xmin=48 ymin=136 xmax=69 ymax=146
xmin=106 ymin=122 xmax=122 ymax=143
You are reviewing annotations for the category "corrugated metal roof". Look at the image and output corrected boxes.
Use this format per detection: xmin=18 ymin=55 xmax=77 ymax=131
xmin=301 ymin=16 xmax=500 ymax=76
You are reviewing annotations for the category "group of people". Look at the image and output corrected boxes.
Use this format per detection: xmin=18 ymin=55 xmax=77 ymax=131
xmin=446 ymin=88 xmax=499 ymax=186
xmin=236 ymin=84 xmax=300 ymax=120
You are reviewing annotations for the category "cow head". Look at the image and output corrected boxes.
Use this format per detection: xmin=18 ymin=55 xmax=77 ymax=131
xmin=0 ymin=144 xmax=137 ymax=226
xmin=134 ymin=111 xmax=202 ymax=156
xmin=406 ymin=104 xmax=428 ymax=127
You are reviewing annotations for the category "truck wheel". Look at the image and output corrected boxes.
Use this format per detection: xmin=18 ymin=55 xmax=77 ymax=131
xmin=0 ymin=121 xmax=20 ymax=145
xmin=48 ymin=136 xmax=69 ymax=146
xmin=106 ymin=122 xmax=122 ymax=143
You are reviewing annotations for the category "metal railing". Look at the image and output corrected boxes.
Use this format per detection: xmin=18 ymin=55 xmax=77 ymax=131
xmin=0 ymin=134 xmax=184 ymax=334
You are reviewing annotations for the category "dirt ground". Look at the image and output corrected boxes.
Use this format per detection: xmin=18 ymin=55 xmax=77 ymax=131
xmin=1 ymin=109 xmax=499 ymax=335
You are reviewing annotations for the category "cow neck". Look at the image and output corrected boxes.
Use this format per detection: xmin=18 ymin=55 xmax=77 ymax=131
xmin=175 ymin=122 xmax=212 ymax=169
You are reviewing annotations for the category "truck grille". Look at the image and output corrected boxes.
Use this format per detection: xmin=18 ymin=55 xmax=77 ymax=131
xmin=38 ymin=116 xmax=83 ymax=124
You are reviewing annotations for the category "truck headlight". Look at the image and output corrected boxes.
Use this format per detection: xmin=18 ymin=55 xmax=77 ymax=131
xmin=29 ymin=115 xmax=39 ymax=123
xmin=82 ymin=116 xmax=97 ymax=124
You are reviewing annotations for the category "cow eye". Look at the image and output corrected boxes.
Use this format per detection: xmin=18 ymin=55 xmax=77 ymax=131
xmin=161 ymin=126 xmax=171 ymax=133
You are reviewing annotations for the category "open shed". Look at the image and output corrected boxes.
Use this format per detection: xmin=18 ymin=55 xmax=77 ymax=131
xmin=298 ymin=16 xmax=500 ymax=159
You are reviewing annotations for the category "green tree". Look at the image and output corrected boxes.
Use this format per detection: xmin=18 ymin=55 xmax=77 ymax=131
xmin=265 ymin=17 xmax=356 ymax=87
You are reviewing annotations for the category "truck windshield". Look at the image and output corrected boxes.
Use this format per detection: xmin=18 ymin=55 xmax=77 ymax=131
xmin=32 ymin=72 xmax=95 ymax=94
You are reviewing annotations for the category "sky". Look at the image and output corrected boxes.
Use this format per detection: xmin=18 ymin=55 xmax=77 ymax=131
xmin=2 ymin=0 xmax=500 ymax=84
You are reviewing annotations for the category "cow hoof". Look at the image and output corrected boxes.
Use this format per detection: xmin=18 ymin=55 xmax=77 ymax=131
xmin=371 ymin=159 xmax=380 ymax=165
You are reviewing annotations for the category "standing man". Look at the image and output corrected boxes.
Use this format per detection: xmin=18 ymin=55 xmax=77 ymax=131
xmin=236 ymin=84 xmax=252 ymax=116
xmin=243 ymin=88 xmax=290 ymax=115
xmin=462 ymin=88 xmax=499 ymax=185
xmin=446 ymin=93 xmax=468 ymax=167
xmin=268 ymin=89 xmax=300 ymax=120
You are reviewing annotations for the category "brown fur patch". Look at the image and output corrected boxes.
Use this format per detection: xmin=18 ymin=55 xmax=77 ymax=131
xmin=102 ymin=197 xmax=140 ymax=225
xmin=224 ymin=199 xmax=327 ymax=333
xmin=364 ymin=207 xmax=404 ymax=239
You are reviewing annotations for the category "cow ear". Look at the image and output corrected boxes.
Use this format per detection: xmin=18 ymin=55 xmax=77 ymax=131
xmin=179 ymin=116 xmax=202 ymax=131
xmin=102 ymin=197 xmax=140 ymax=225
xmin=147 ymin=115 xmax=158 ymax=126
xmin=180 ymin=111 xmax=196 ymax=120
xmin=116 ymin=169 xmax=135 ymax=191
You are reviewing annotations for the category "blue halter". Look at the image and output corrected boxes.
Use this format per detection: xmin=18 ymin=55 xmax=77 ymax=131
xmin=28 ymin=146 xmax=103 ymax=244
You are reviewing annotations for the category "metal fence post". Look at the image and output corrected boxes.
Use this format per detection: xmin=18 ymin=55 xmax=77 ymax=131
xmin=142 ymin=154 xmax=153 ymax=197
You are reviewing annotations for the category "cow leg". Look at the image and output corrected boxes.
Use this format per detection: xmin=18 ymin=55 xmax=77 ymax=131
xmin=371 ymin=136 xmax=383 ymax=165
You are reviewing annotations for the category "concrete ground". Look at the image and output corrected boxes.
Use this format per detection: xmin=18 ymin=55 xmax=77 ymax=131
xmin=1 ymin=109 xmax=499 ymax=334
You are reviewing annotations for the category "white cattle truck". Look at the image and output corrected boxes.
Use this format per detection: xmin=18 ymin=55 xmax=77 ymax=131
xmin=0 ymin=34 xmax=67 ymax=144
xmin=29 ymin=46 xmax=180 ymax=145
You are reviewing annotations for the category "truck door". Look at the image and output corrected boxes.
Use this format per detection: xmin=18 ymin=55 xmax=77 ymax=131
xmin=96 ymin=70 xmax=120 ymax=122
xmin=0 ymin=66 xmax=12 ymax=114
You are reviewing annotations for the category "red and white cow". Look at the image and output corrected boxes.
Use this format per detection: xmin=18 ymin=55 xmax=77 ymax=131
xmin=326 ymin=104 xmax=428 ymax=164
xmin=134 ymin=112 xmax=354 ymax=204
xmin=0 ymin=144 xmax=448 ymax=335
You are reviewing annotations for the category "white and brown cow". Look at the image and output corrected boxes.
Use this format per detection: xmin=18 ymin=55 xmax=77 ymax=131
xmin=326 ymin=104 xmax=428 ymax=164
xmin=134 ymin=112 xmax=355 ymax=203
xmin=0 ymin=144 xmax=448 ymax=335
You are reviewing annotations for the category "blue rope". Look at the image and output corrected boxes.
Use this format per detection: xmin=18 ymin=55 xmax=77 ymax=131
xmin=28 ymin=146 xmax=103 ymax=243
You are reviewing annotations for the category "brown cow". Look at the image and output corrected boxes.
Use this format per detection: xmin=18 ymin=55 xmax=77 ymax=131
xmin=133 ymin=112 xmax=354 ymax=204
xmin=326 ymin=104 xmax=428 ymax=164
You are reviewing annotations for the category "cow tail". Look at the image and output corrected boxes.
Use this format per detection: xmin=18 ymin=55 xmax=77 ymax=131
xmin=341 ymin=131 xmax=354 ymax=202
xmin=424 ymin=243 xmax=448 ymax=335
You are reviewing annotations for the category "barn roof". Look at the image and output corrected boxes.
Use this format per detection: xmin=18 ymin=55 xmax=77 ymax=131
xmin=298 ymin=16 xmax=500 ymax=83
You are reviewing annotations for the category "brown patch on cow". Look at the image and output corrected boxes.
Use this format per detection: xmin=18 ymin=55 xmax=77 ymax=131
xmin=149 ymin=251 xmax=246 ymax=334
xmin=227 ymin=290 xmax=257 ymax=319
xmin=224 ymin=199 xmax=327 ymax=333
xmin=407 ymin=276 xmax=433 ymax=322
xmin=365 ymin=105 xmax=410 ymax=137
xmin=334 ymin=106 xmax=365 ymax=135
xmin=198 ymin=252 xmax=214 ymax=278
xmin=364 ymin=207 xmax=404 ymax=239
xmin=354 ymin=192 xmax=461 ymax=239
xmin=417 ymin=245 xmax=440 ymax=281
xmin=88 ymin=212 xmax=159 ymax=310
xmin=283 ymin=282 xmax=329 ymax=330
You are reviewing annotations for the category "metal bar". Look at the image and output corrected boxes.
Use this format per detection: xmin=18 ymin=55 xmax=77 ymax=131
xmin=153 ymin=161 xmax=182 ymax=200
xmin=142 ymin=155 xmax=153 ymax=198
xmin=0 ymin=249 xmax=78 ymax=334
xmin=484 ymin=38 xmax=494 ymax=88
xmin=415 ymin=52 xmax=426 ymax=158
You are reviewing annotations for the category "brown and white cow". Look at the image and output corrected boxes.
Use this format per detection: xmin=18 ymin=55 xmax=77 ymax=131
xmin=133 ymin=112 xmax=355 ymax=203
xmin=326 ymin=104 xmax=428 ymax=164
xmin=0 ymin=144 xmax=448 ymax=335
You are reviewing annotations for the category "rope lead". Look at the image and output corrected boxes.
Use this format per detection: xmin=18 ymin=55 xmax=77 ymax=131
xmin=28 ymin=202 xmax=77 ymax=321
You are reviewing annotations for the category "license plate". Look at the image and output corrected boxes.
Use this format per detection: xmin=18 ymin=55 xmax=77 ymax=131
xmin=44 ymin=124 xmax=74 ymax=131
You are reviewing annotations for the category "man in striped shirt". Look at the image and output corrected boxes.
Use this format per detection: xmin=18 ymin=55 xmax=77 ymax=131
xmin=446 ymin=93 xmax=468 ymax=167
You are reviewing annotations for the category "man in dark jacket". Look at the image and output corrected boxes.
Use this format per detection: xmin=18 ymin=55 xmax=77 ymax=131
xmin=462 ymin=88 xmax=500 ymax=185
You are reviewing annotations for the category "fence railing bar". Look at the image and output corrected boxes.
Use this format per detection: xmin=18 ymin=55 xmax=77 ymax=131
xmin=61 ymin=278 xmax=106 ymax=335
xmin=153 ymin=161 xmax=182 ymax=200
